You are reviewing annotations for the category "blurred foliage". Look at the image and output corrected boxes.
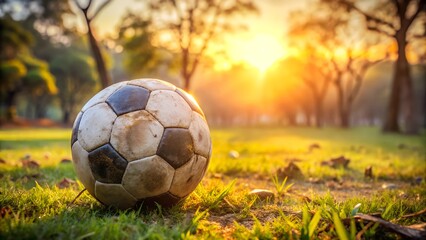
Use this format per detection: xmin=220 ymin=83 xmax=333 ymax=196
xmin=0 ymin=1 xmax=100 ymax=123
xmin=0 ymin=17 xmax=58 ymax=120
xmin=116 ymin=12 xmax=166 ymax=78
xmin=50 ymin=46 xmax=98 ymax=124
xmin=0 ymin=16 xmax=33 ymax=59
xmin=0 ymin=0 xmax=73 ymax=36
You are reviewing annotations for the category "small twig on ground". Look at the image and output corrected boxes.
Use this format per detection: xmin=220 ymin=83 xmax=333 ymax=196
xmin=68 ymin=188 xmax=86 ymax=207
xmin=356 ymin=221 xmax=375 ymax=240
xmin=398 ymin=208 xmax=426 ymax=220
xmin=223 ymin=198 xmax=237 ymax=210
xmin=355 ymin=213 xmax=426 ymax=240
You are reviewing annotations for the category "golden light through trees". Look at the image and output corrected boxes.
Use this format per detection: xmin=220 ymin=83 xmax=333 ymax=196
xmin=225 ymin=34 xmax=286 ymax=74
xmin=7 ymin=0 xmax=421 ymax=129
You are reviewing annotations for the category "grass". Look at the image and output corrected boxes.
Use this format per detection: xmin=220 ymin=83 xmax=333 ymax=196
xmin=0 ymin=127 xmax=425 ymax=239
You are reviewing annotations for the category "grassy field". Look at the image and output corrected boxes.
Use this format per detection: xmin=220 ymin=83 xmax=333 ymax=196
xmin=0 ymin=127 xmax=425 ymax=239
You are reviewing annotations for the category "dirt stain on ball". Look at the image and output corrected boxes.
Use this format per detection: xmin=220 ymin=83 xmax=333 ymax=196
xmin=142 ymin=167 xmax=168 ymax=192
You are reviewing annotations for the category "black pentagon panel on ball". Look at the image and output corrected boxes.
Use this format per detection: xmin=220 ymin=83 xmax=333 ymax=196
xmin=88 ymin=144 xmax=128 ymax=184
xmin=71 ymin=112 xmax=82 ymax=146
xmin=106 ymin=85 xmax=150 ymax=115
xmin=137 ymin=192 xmax=182 ymax=209
xmin=157 ymin=128 xmax=194 ymax=169
xmin=175 ymin=88 xmax=205 ymax=117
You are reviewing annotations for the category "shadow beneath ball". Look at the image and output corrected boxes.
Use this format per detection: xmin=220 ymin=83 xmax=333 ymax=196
xmin=135 ymin=194 xmax=185 ymax=211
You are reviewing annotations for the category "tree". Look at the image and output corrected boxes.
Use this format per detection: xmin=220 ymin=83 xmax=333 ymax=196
xmin=0 ymin=17 xmax=57 ymax=121
xmin=0 ymin=56 xmax=57 ymax=121
xmin=287 ymin=9 xmax=344 ymax=128
xmin=147 ymin=0 xmax=257 ymax=91
xmin=50 ymin=47 xmax=98 ymax=124
xmin=288 ymin=2 xmax=387 ymax=128
xmin=0 ymin=0 xmax=73 ymax=44
xmin=264 ymin=57 xmax=306 ymax=126
xmin=300 ymin=47 xmax=333 ymax=128
xmin=331 ymin=0 xmax=426 ymax=133
xmin=116 ymin=12 xmax=166 ymax=78
xmin=75 ymin=0 xmax=112 ymax=88
xmin=330 ymin=48 xmax=384 ymax=128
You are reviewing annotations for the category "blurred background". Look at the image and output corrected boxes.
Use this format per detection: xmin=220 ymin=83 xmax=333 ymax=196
xmin=0 ymin=0 xmax=425 ymax=134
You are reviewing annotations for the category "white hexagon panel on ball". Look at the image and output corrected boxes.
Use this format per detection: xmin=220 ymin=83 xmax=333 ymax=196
xmin=146 ymin=90 xmax=192 ymax=128
xmin=77 ymin=103 xmax=117 ymax=152
xmin=110 ymin=110 xmax=164 ymax=161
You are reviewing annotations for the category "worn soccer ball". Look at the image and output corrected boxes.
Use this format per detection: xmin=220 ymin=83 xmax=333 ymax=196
xmin=71 ymin=79 xmax=211 ymax=209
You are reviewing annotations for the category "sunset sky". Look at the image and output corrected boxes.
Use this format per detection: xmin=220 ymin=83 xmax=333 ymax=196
xmin=71 ymin=0 xmax=308 ymax=73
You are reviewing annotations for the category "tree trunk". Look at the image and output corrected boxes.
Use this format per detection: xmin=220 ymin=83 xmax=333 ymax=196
xmin=314 ymin=99 xmax=324 ymax=128
xmin=87 ymin=24 xmax=111 ymax=89
xmin=183 ymin=76 xmax=191 ymax=92
xmin=399 ymin=39 xmax=418 ymax=134
xmin=63 ymin=110 xmax=70 ymax=125
xmin=306 ymin=112 xmax=312 ymax=126
xmin=383 ymin=61 xmax=402 ymax=132
xmin=383 ymin=29 xmax=417 ymax=133
xmin=340 ymin=108 xmax=350 ymax=128
xmin=335 ymin=81 xmax=348 ymax=128
xmin=5 ymin=90 xmax=17 ymax=121
xmin=424 ymin=66 xmax=426 ymax=128
xmin=34 ymin=95 xmax=49 ymax=119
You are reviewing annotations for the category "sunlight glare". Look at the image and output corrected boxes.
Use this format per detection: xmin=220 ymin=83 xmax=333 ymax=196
xmin=230 ymin=34 xmax=285 ymax=73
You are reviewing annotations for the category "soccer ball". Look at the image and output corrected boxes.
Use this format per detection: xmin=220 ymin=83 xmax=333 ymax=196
xmin=71 ymin=79 xmax=211 ymax=209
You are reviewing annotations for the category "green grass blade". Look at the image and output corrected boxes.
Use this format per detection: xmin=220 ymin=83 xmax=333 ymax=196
xmin=350 ymin=219 xmax=356 ymax=240
xmin=308 ymin=209 xmax=322 ymax=238
xmin=333 ymin=211 xmax=349 ymax=240
xmin=208 ymin=179 xmax=236 ymax=210
xmin=302 ymin=206 xmax=310 ymax=228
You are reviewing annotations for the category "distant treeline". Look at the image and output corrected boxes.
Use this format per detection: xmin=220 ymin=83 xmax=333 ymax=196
xmin=1 ymin=0 xmax=425 ymax=134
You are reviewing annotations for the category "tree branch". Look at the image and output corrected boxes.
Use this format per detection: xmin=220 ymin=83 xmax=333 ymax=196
xmin=344 ymin=0 xmax=397 ymax=34
xmin=407 ymin=0 xmax=426 ymax=28
xmin=366 ymin=23 xmax=395 ymax=37
xmin=187 ymin=3 xmax=221 ymax=79
xmin=90 ymin=0 xmax=112 ymax=21
xmin=347 ymin=57 xmax=385 ymax=104
xmin=75 ymin=0 xmax=91 ymax=23
xmin=74 ymin=0 xmax=91 ymax=12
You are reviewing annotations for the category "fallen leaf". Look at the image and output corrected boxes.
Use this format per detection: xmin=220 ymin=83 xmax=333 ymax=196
xmin=60 ymin=158 xmax=72 ymax=164
xmin=277 ymin=162 xmax=303 ymax=180
xmin=21 ymin=159 xmax=40 ymax=169
xmin=321 ymin=156 xmax=350 ymax=168
xmin=364 ymin=166 xmax=373 ymax=179
xmin=57 ymin=178 xmax=76 ymax=189
xmin=308 ymin=143 xmax=321 ymax=152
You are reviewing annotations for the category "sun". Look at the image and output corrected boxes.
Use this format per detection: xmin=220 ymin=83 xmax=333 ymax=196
xmin=229 ymin=34 xmax=285 ymax=73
